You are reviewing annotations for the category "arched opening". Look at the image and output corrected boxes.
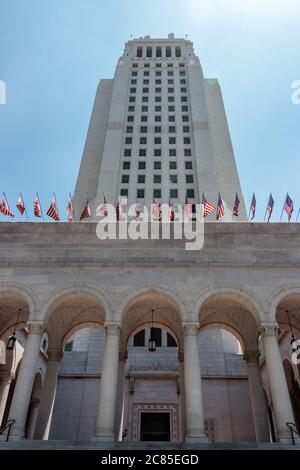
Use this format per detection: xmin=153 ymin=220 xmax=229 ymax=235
xmin=283 ymin=359 xmax=300 ymax=429
xmin=119 ymin=291 xmax=183 ymax=443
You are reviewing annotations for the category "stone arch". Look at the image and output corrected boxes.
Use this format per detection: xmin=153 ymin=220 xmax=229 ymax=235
xmin=199 ymin=321 xmax=246 ymax=353
xmin=196 ymin=285 xmax=262 ymax=355
xmin=267 ymin=285 xmax=300 ymax=331
xmin=0 ymin=283 xmax=38 ymax=338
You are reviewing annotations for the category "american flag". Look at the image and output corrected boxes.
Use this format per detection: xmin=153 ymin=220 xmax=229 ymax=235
xmin=16 ymin=194 xmax=25 ymax=215
xmin=201 ymin=193 xmax=215 ymax=217
xmin=0 ymin=196 xmax=14 ymax=218
xmin=184 ymin=195 xmax=192 ymax=218
xmin=249 ymin=193 xmax=256 ymax=221
xmin=168 ymin=198 xmax=175 ymax=221
xmin=266 ymin=193 xmax=274 ymax=222
xmin=67 ymin=196 xmax=74 ymax=223
xmin=233 ymin=193 xmax=240 ymax=217
xmin=152 ymin=199 xmax=161 ymax=219
xmin=80 ymin=201 xmax=91 ymax=221
xmin=96 ymin=194 xmax=108 ymax=217
xmin=284 ymin=193 xmax=294 ymax=221
xmin=33 ymin=196 xmax=42 ymax=218
xmin=46 ymin=197 xmax=60 ymax=221
xmin=216 ymin=193 xmax=225 ymax=220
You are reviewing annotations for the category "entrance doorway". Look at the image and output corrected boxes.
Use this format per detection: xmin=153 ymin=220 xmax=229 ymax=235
xmin=140 ymin=412 xmax=170 ymax=441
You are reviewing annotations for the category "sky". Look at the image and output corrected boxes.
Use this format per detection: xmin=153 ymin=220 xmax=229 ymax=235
xmin=0 ymin=0 xmax=299 ymax=222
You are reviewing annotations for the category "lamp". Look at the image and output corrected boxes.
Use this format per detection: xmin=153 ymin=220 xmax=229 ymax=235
xmin=7 ymin=308 xmax=21 ymax=351
xmin=148 ymin=309 xmax=156 ymax=352
xmin=286 ymin=310 xmax=300 ymax=353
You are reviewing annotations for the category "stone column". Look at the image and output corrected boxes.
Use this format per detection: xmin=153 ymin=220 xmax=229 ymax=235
xmin=25 ymin=398 xmax=40 ymax=439
xmin=94 ymin=323 xmax=121 ymax=441
xmin=115 ymin=352 xmax=127 ymax=441
xmin=244 ymin=351 xmax=270 ymax=442
xmin=0 ymin=370 xmax=15 ymax=426
xmin=183 ymin=324 xmax=207 ymax=442
xmin=6 ymin=322 xmax=44 ymax=440
xmin=261 ymin=324 xmax=296 ymax=442
xmin=34 ymin=349 xmax=62 ymax=440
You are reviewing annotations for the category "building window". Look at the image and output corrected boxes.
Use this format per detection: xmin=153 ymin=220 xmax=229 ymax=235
xmin=169 ymin=137 xmax=176 ymax=144
xmin=138 ymin=175 xmax=145 ymax=184
xmin=170 ymin=189 xmax=178 ymax=198
xmin=133 ymin=330 xmax=145 ymax=347
xmin=182 ymin=105 xmax=188 ymax=112
xmin=125 ymin=137 xmax=132 ymax=144
xmin=143 ymin=79 xmax=149 ymax=85
xmin=168 ymin=79 xmax=174 ymax=85
xmin=167 ymin=333 xmax=177 ymax=347
xmin=128 ymin=106 xmax=135 ymax=112
xmin=185 ymin=161 xmax=193 ymax=169
xmin=139 ymin=161 xmax=146 ymax=169
xmin=181 ymin=88 xmax=187 ymax=93
xmin=150 ymin=328 xmax=162 ymax=346
xmin=137 ymin=46 xmax=143 ymax=57
xmin=167 ymin=70 xmax=173 ymax=76
xmin=155 ymin=79 xmax=161 ymax=85
xmin=146 ymin=46 xmax=152 ymax=57
xmin=139 ymin=149 xmax=146 ymax=157
xmin=143 ymin=88 xmax=149 ymax=93
xmin=155 ymin=106 xmax=161 ymax=112
xmin=154 ymin=126 xmax=161 ymax=133
xmin=155 ymin=96 xmax=161 ymax=102
xmin=167 ymin=62 xmax=173 ymax=67
xmin=144 ymin=70 xmax=150 ymax=76
xmin=140 ymin=137 xmax=147 ymax=144
xmin=140 ymin=126 xmax=147 ymax=133
xmin=168 ymin=105 xmax=175 ymax=112
xmin=169 ymin=149 xmax=176 ymax=156
xmin=180 ymin=71 xmax=186 ymax=76
xmin=154 ymin=137 xmax=161 ymax=144
xmin=170 ymin=175 xmax=177 ymax=183
xmin=168 ymin=96 xmax=174 ymax=102
xmin=184 ymin=148 xmax=192 ymax=156
xmin=168 ymin=88 xmax=174 ymax=93
xmin=153 ymin=189 xmax=161 ymax=199
xmin=123 ymin=162 xmax=130 ymax=170
xmin=124 ymin=149 xmax=131 ymax=156
xmin=127 ymin=115 xmax=134 ymax=122
xmin=179 ymin=62 xmax=185 ymax=67
xmin=186 ymin=175 xmax=194 ymax=183
xmin=132 ymin=63 xmax=138 ymax=67
xmin=64 ymin=341 xmax=73 ymax=352
xmin=154 ymin=148 xmax=161 ymax=156
xmin=156 ymin=46 xmax=162 ymax=58
xmin=169 ymin=161 xmax=177 ymax=169
xmin=130 ymin=87 xmax=136 ymax=93
xmin=131 ymin=79 xmax=137 ymax=85
xmin=122 ymin=175 xmax=129 ymax=184
xmin=156 ymin=71 xmax=161 ymax=76
xmin=183 ymin=126 xmax=190 ymax=133
xmin=166 ymin=47 xmax=171 ymax=57
xmin=131 ymin=71 xmax=138 ymax=77
xmin=154 ymin=174 xmax=161 ymax=183
xmin=168 ymin=115 xmax=175 ymax=122
xmin=142 ymin=96 xmax=149 ymax=102
xmin=129 ymin=96 xmax=135 ymax=102
xmin=126 ymin=126 xmax=133 ymax=133
xmin=180 ymin=79 xmax=186 ymax=85
xmin=169 ymin=126 xmax=176 ymax=133
xmin=141 ymin=115 xmax=148 ymax=122
xmin=187 ymin=189 xmax=195 ymax=198
xmin=182 ymin=115 xmax=189 ymax=122
xmin=175 ymin=46 xmax=181 ymax=57
xmin=155 ymin=115 xmax=161 ymax=122
xmin=181 ymin=96 xmax=187 ymax=102
xmin=120 ymin=189 xmax=128 ymax=197
xmin=156 ymin=63 xmax=162 ymax=68
xmin=183 ymin=137 xmax=190 ymax=144
xmin=137 ymin=189 xmax=145 ymax=199
xmin=142 ymin=105 xmax=148 ymax=112
xmin=155 ymin=87 xmax=162 ymax=93
xmin=154 ymin=161 xmax=161 ymax=169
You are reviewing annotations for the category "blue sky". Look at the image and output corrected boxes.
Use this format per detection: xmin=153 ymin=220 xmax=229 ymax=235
xmin=0 ymin=0 xmax=299 ymax=221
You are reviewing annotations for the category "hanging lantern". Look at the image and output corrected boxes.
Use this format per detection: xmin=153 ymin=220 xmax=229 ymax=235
xmin=148 ymin=309 xmax=156 ymax=352
xmin=7 ymin=308 xmax=21 ymax=351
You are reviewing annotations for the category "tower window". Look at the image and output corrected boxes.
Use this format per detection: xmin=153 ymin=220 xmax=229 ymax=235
xmin=137 ymin=189 xmax=145 ymax=199
xmin=185 ymin=161 xmax=193 ymax=169
xmin=169 ymin=137 xmax=176 ymax=144
xmin=181 ymin=96 xmax=187 ymax=102
xmin=183 ymin=126 xmax=190 ymax=133
xmin=187 ymin=189 xmax=195 ymax=198
xmin=169 ymin=126 xmax=176 ymax=133
xmin=125 ymin=137 xmax=132 ymax=144
xmin=168 ymin=88 xmax=174 ymax=93
xmin=156 ymin=46 xmax=162 ymax=58
xmin=123 ymin=162 xmax=130 ymax=170
xmin=167 ymin=71 xmax=173 ymax=76
xmin=140 ymin=126 xmax=147 ymax=133
xmin=146 ymin=47 xmax=152 ymax=57
xmin=154 ymin=149 xmax=161 ymax=156
xmin=169 ymin=161 xmax=177 ymax=169
xmin=122 ymin=175 xmax=129 ymax=184
xmin=129 ymin=96 xmax=136 ymax=103
xmin=137 ymin=47 xmax=143 ymax=57
xmin=154 ymin=126 xmax=161 ymax=133
xmin=154 ymin=174 xmax=161 ymax=183
xmin=130 ymin=88 xmax=136 ymax=93
xmin=133 ymin=330 xmax=145 ymax=347
xmin=141 ymin=115 xmax=148 ymax=122
xmin=144 ymin=71 xmax=150 ymax=76
xmin=183 ymin=137 xmax=190 ymax=144
xmin=139 ymin=149 xmax=146 ymax=156
xmin=166 ymin=47 xmax=171 ymax=57
xmin=124 ymin=149 xmax=131 ymax=156
xmin=141 ymin=106 xmax=148 ymax=112
xmin=138 ymin=175 xmax=145 ymax=184
xmin=184 ymin=148 xmax=192 ymax=156
xmin=139 ymin=161 xmax=146 ymax=170
xmin=126 ymin=126 xmax=133 ymax=133
xmin=142 ymin=96 xmax=149 ymax=102
xmin=140 ymin=137 xmax=147 ymax=144
xmin=175 ymin=46 xmax=181 ymax=57
xmin=155 ymin=96 xmax=161 ymax=102
xmin=170 ymin=175 xmax=177 ymax=183
xmin=170 ymin=189 xmax=178 ymax=198
xmin=168 ymin=115 xmax=175 ymax=122
xmin=186 ymin=175 xmax=194 ymax=183
xmin=154 ymin=137 xmax=161 ymax=144
xmin=120 ymin=189 xmax=128 ymax=197
xmin=155 ymin=115 xmax=161 ymax=122
xmin=156 ymin=71 xmax=161 ymax=76
xmin=169 ymin=149 xmax=176 ymax=156
xmin=143 ymin=88 xmax=149 ymax=93
xmin=153 ymin=189 xmax=161 ymax=199
xmin=182 ymin=115 xmax=189 ymax=122
xmin=154 ymin=161 xmax=161 ymax=169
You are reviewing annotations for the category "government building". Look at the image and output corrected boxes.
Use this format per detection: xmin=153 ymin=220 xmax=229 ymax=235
xmin=0 ymin=34 xmax=299 ymax=448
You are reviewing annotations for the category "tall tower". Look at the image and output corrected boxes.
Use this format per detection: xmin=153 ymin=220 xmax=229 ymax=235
xmin=73 ymin=34 xmax=246 ymax=220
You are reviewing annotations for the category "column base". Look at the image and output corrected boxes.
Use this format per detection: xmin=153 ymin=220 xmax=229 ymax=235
xmin=92 ymin=433 xmax=115 ymax=442
xmin=185 ymin=431 xmax=208 ymax=443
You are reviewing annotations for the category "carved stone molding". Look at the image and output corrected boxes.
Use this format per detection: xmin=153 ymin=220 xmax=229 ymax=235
xmin=47 ymin=349 xmax=63 ymax=362
xmin=27 ymin=321 xmax=44 ymax=335
xmin=182 ymin=323 xmax=199 ymax=336
xmin=260 ymin=323 xmax=279 ymax=338
xmin=105 ymin=323 xmax=121 ymax=336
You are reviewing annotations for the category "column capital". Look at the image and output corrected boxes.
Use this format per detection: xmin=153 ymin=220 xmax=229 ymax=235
xmin=27 ymin=321 xmax=44 ymax=335
xmin=182 ymin=323 xmax=199 ymax=336
xmin=260 ymin=323 xmax=280 ymax=338
xmin=104 ymin=322 xmax=121 ymax=336
xmin=47 ymin=349 xmax=63 ymax=362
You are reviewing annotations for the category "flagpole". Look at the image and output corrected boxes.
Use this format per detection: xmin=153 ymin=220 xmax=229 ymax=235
xmin=279 ymin=193 xmax=287 ymax=222
xmin=36 ymin=192 xmax=44 ymax=221
xmin=20 ymin=192 xmax=29 ymax=220
xmin=3 ymin=192 xmax=13 ymax=221
xmin=263 ymin=207 xmax=268 ymax=223
xmin=69 ymin=192 xmax=75 ymax=221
